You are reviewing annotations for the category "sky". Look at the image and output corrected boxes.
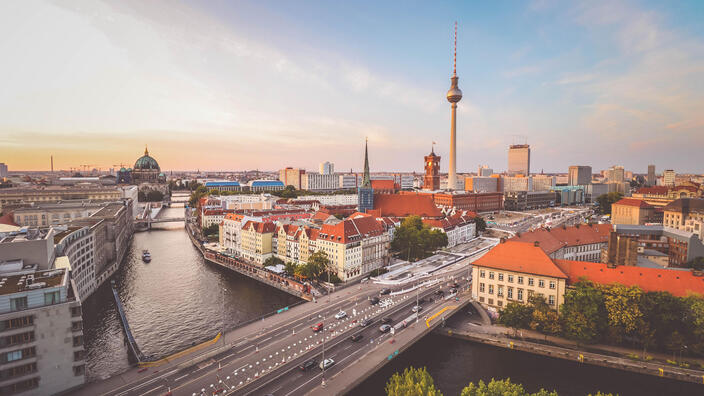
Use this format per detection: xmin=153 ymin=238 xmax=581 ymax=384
xmin=1 ymin=0 xmax=703 ymax=174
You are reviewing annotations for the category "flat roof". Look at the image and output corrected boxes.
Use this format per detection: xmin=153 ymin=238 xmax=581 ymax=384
xmin=0 ymin=268 xmax=65 ymax=296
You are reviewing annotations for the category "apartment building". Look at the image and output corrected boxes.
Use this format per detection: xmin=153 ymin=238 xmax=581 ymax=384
xmin=239 ymin=221 xmax=276 ymax=265
xmin=663 ymin=198 xmax=704 ymax=240
xmin=611 ymin=198 xmax=657 ymax=225
xmin=12 ymin=201 xmax=109 ymax=228
xmin=0 ymin=186 xmax=122 ymax=211
xmin=511 ymin=224 xmax=612 ymax=262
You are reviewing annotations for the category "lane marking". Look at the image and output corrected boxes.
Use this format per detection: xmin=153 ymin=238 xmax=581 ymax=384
xmin=138 ymin=385 xmax=163 ymax=396
xmin=174 ymin=373 xmax=189 ymax=382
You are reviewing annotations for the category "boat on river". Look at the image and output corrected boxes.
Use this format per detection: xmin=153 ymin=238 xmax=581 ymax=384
xmin=142 ymin=250 xmax=151 ymax=263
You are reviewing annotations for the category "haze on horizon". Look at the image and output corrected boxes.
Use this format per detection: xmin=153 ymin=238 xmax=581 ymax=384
xmin=1 ymin=0 xmax=703 ymax=174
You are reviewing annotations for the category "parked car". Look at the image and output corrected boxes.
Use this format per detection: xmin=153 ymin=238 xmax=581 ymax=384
xmin=370 ymin=297 xmax=380 ymax=305
xmin=350 ymin=333 xmax=363 ymax=342
xmin=360 ymin=318 xmax=372 ymax=327
xmin=299 ymin=359 xmax=317 ymax=371
xmin=411 ymin=305 xmax=423 ymax=313
xmin=312 ymin=322 xmax=324 ymax=332
xmin=334 ymin=311 xmax=347 ymax=319
xmin=380 ymin=288 xmax=391 ymax=295
xmin=319 ymin=358 xmax=335 ymax=370
xmin=435 ymin=289 xmax=445 ymax=296
xmin=381 ymin=316 xmax=392 ymax=324
xmin=452 ymin=282 xmax=460 ymax=288
xmin=379 ymin=324 xmax=391 ymax=333
xmin=450 ymin=288 xmax=458 ymax=294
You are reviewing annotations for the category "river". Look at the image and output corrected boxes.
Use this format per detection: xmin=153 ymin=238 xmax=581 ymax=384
xmin=81 ymin=205 xmax=301 ymax=381
xmin=82 ymin=206 xmax=703 ymax=395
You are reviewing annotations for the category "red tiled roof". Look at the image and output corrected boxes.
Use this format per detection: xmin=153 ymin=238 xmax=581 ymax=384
xmin=373 ymin=194 xmax=443 ymax=218
xmin=613 ymin=198 xmax=653 ymax=209
xmin=243 ymin=221 xmax=275 ymax=233
xmin=635 ymin=186 xmax=669 ymax=195
xmin=319 ymin=216 xmax=385 ymax=243
xmin=511 ymin=224 xmax=612 ymax=255
xmin=312 ymin=211 xmax=334 ymax=221
xmin=0 ymin=212 xmax=18 ymax=226
xmin=554 ymin=260 xmax=704 ymax=298
xmin=371 ymin=180 xmax=396 ymax=190
xmin=473 ymin=241 xmax=568 ymax=279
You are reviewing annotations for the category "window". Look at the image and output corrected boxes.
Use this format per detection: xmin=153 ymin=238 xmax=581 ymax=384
xmin=479 ymin=283 xmax=485 ymax=293
xmin=10 ymin=297 xmax=27 ymax=312
xmin=497 ymin=300 xmax=503 ymax=307
xmin=498 ymin=273 xmax=504 ymax=281
xmin=488 ymin=272 xmax=495 ymax=280
xmin=44 ymin=291 xmax=60 ymax=305
xmin=538 ymin=279 xmax=545 ymax=288
xmin=528 ymin=278 xmax=534 ymax=286
xmin=479 ymin=296 xmax=484 ymax=302
xmin=549 ymin=295 xmax=556 ymax=306
xmin=517 ymin=276 xmax=524 ymax=284
xmin=507 ymin=287 xmax=513 ymax=299
xmin=479 ymin=270 xmax=485 ymax=278
xmin=488 ymin=298 xmax=494 ymax=305
xmin=488 ymin=285 xmax=494 ymax=295
xmin=6 ymin=350 xmax=22 ymax=362
xmin=549 ymin=281 xmax=556 ymax=290
xmin=517 ymin=289 xmax=523 ymax=301
xmin=508 ymin=275 xmax=514 ymax=283
xmin=497 ymin=286 xmax=504 ymax=297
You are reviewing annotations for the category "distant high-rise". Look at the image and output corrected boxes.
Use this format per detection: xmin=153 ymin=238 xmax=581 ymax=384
xmin=568 ymin=165 xmax=592 ymax=186
xmin=647 ymin=165 xmax=656 ymax=186
xmin=423 ymin=146 xmax=441 ymax=191
xmin=319 ymin=161 xmax=334 ymax=175
xmin=0 ymin=163 xmax=7 ymax=178
xmin=446 ymin=22 xmax=462 ymax=190
xmin=508 ymin=144 xmax=530 ymax=175
xmin=663 ymin=169 xmax=676 ymax=186
xmin=478 ymin=165 xmax=493 ymax=177
xmin=278 ymin=167 xmax=305 ymax=189
xmin=607 ymin=165 xmax=625 ymax=183
xmin=357 ymin=139 xmax=374 ymax=213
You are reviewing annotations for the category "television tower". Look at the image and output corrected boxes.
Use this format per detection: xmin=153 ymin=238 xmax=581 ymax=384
xmin=446 ymin=22 xmax=463 ymax=190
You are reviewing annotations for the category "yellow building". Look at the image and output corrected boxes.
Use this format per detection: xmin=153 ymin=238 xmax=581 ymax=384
xmin=240 ymin=221 xmax=275 ymax=265
xmin=663 ymin=198 xmax=704 ymax=240
xmin=611 ymin=198 xmax=656 ymax=225
xmin=472 ymin=240 xmax=568 ymax=312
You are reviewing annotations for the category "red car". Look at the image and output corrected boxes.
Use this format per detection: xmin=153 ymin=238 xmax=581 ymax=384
xmin=312 ymin=322 xmax=324 ymax=332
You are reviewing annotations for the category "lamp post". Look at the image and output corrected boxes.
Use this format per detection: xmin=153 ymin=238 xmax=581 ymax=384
xmin=321 ymin=313 xmax=326 ymax=388
xmin=221 ymin=286 xmax=227 ymax=346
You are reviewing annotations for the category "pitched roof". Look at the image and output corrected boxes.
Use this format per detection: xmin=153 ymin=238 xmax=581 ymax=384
xmin=0 ymin=212 xmax=19 ymax=227
xmin=319 ymin=216 xmax=385 ymax=243
xmin=511 ymin=224 xmax=612 ymax=255
xmin=613 ymin=198 xmax=654 ymax=209
xmin=473 ymin=241 xmax=567 ymax=279
xmin=371 ymin=180 xmax=396 ymax=190
xmin=243 ymin=221 xmax=276 ymax=233
xmin=312 ymin=211 xmax=335 ymax=221
xmin=373 ymin=193 xmax=443 ymax=218
xmin=554 ymin=260 xmax=704 ymax=298
xmin=663 ymin=198 xmax=704 ymax=214
xmin=635 ymin=186 xmax=669 ymax=195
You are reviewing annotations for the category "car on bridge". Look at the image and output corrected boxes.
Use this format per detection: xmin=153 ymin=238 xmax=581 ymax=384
xmin=299 ymin=359 xmax=317 ymax=371
xmin=412 ymin=305 xmax=423 ymax=313
xmin=350 ymin=333 xmax=363 ymax=342
xmin=312 ymin=322 xmax=324 ymax=332
xmin=379 ymin=324 xmax=391 ymax=333
xmin=380 ymin=288 xmax=391 ymax=295
xmin=369 ymin=297 xmax=380 ymax=305
xmin=435 ymin=289 xmax=445 ymax=296
xmin=360 ymin=318 xmax=373 ymax=327
xmin=319 ymin=358 xmax=335 ymax=370
xmin=381 ymin=316 xmax=392 ymax=324
xmin=334 ymin=311 xmax=347 ymax=319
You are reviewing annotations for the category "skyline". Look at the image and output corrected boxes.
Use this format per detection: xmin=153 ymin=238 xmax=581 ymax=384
xmin=1 ymin=0 xmax=703 ymax=173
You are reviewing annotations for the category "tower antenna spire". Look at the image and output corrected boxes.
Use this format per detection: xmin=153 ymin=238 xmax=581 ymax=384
xmin=453 ymin=21 xmax=457 ymax=76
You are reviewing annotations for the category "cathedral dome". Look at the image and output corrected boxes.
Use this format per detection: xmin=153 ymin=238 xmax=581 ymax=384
xmin=134 ymin=147 xmax=160 ymax=170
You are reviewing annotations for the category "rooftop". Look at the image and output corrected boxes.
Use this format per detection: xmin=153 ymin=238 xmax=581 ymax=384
xmin=473 ymin=241 xmax=568 ymax=279
xmin=613 ymin=198 xmax=654 ymax=209
xmin=373 ymin=193 xmax=443 ymax=218
xmin=0 ymin=268 xmax=66 ymax=296
xmin=663 ymin=198 xmax=704 ymax=214
xmin=511 ymin=223 xmax=612 ymax=254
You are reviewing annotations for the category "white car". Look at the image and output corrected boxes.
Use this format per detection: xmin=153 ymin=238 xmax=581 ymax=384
xmin=334 ymin=311 xmax=347 ymax=319
xmin=411 ymin=305 xmax=423 ymax=313
xmin=319 ymin=358 xmax=335 ymax=370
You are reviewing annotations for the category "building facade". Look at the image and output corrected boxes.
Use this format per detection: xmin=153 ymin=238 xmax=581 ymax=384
xmin=508 ymin=144 xmax=530 ymax=176
xmin=302 ymin=173 xmax=339 ymax=191
xmin=663 ymin=198 xmax=704 ymax=239
xmin=663 ymin=170 xmax=676 ymax=186
xmin=278 ymin=168 xmax=305 ymax=189
xmin=568 ymin=166 xmax=592 ymax=186
xmin=611 ymin=198 xmax=656 ymax=225
xmin=319 ymin=162 xmax=334 ymax=175
xmin=423 ymin=150 xmax=441 ymax=191
xmin=647 ymin=165 xmax=656 ymax=186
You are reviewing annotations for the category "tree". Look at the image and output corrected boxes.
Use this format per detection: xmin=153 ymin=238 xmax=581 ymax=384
xmin=391 ymin=216 xmax=448 ymax=262
xmin=263 ymin=256 xmax=284 ymax=267
xmin=307 ymin=251 xmax=331 ymax=280
xmin=498 ymin=302 xmax=533 ymax=335
xmin=560 ymin=281 xmax=608 ymax=344
xmin=639 ymin=291 xmax=688 ymax=351
xmin=595 ymin=192 xmax=623 ymax=215
xmin=461 ymin=378 xmax=557 ymax=396
xmin=685 ymin=296 xmax=704 ymax=355
xmin=599 ymin=284 xmax=644 ymax=344
xmin=528 ymin=296 xmax=561 ymax=341
xmin=284 ymin=261 xmax=298 ymax=277
xmin=202 ymin=224 xmax=219 ymax=237
xmin=146 ymin=190 xmax=164 ymax=202
xmin=385 ymin=366 xmax=443 ymax=396
xmin=474 ymin=216 xmax=487 ymax=232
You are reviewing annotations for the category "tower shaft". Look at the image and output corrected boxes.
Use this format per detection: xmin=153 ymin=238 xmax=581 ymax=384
xmin=449 ymin=103 xmax=457 ymax=190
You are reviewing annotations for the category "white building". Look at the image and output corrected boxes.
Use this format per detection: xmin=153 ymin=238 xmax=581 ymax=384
xmin=319 ymin=162 xmax=334 ymax=175
xmin=478 ymin=165 xmax=493 ymax=177
xmin=423 ymin=214 xmax=476 ymax=248
xmin=0 ymin=263 xmax=85 ymax=395
xmin=663 ymin=169 xmax=676 ymax=186
xmin=293 ymin=194 xmax=358 ymax=206
xmin=302 ymin=173 xmax=340 ymax=191
xmin=338 ymin=174 xmax=358 ymax=189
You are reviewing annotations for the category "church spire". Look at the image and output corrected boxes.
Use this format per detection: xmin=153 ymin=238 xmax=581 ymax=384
xmin=144 ymin=145 xmax=149 ymax=156
xmin=362 ymin=138 xmax=371 ymax=188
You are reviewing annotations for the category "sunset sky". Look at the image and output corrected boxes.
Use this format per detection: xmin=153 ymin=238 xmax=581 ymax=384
xmin=1 ymin=1 xmax=703 ymax=173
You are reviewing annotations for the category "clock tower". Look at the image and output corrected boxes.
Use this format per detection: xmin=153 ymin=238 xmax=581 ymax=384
xmin=423 ymin=146 xmax=441 ymax=191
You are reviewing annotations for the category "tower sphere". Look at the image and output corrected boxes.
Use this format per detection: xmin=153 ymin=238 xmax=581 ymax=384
xmin=447 ymin=83 xmax=463 ymax=103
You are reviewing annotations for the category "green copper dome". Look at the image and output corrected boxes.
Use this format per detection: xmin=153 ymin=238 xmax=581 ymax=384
xmin=134 ymin=146 xmax=160 ymax=170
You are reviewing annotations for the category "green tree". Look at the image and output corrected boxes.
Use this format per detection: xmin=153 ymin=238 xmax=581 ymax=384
xmin=599 ymin=284 xmax=644 ymax=344
xmin=595 ymin=192 xmax=623 ymax=215
xmin=498 ymin=302 xmax=533 ymax=335
xmin=528 ymin=296 xmax=561 ymax=341
xmin=461 ymin=378 xmax=557 ymax=396
xmin=202 ymin=224 xmax=219 ymax=237
xmin=385 ymin=366 xmax=443 ymax=396
xmin=283 ymin=261 xmax=298 ymax=277
xmin=474 ymin=216 xmax=487 ymax=232
xmin=391 ymin=216 xmax=448 ymax=262
xmin=146 ymin=190 xmax=164 ymax=202
xmin=639 ymin=291 xmax=688 ymax=350
xmin=263 ymin=256 xmax=284 ymax=267
xmin=307 ymin=250 xmax=331 ymax=280
xmin=685 ymin=296 xmax=704 ymax=355
xmin=560 ymin=281 xmax=608 ymax=344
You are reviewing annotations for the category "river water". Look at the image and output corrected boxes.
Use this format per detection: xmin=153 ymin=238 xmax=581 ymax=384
xmin=83 ymin=205 xmax=703 ymax=395
xmin=82 ymin=205 xmax=301 ymax=381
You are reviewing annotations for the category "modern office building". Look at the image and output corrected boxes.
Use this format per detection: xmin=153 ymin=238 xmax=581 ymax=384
xmin=278 ymin=168 xmax=305 ymax=190
xmin=302 ymin=173 xmax=339 ymax=191
xmin=504 ymin=191 xmax=557 ymax=210
xmin=568 ymin=166 xmax=592 ymax=186
xmin=647 ymin=165 xmax=656 ymax=186
xmin=606 ymin=165 xmax=625 ymax=183
xmin=508 ymin=144 xmax=531 ymax=176
xmin=663 ymin=169 xmax=676 ymax=186
xmin=0 ymin=163 xmax=7 ymax=178
xmin=478 ymin=165 xmax=493 ymax=177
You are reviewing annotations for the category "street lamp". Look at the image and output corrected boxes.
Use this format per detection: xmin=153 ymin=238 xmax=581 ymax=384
xmin=321 ymin=313 xmax=327 ymax=388
xmin=221 ymin=286 xmax=228 ymax=346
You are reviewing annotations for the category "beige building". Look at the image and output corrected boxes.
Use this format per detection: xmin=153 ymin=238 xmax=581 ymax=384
xmin=12 ymin=201 xmax=111 ymax=227
xmin=0 ymin=264 xmax=84 ymax=395
xmin=663 ymin=198 xmax=704 ymax=240
xmin=611 ymin=198 xmax=656 ymax=225
xmin=663 ymin=169 xmax=676 ymax=186
xmin=240 ymin=221 xmax=276 ymax=264
xmin=0 ymin=187 xmax=122 ymax=211
xmin=568 ymin=165 xmax=592 ymax=186
xmin=472 ymin=240 xmax=568 ymax=312
xmin=508 ymin=144 xmax=530 ymax=176
xmin=278 ymin=168 xmax=306 ymax=190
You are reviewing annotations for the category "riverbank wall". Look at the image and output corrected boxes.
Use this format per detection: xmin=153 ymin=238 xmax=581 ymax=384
xmin=439 ymin=328 xmax=704 ymax=386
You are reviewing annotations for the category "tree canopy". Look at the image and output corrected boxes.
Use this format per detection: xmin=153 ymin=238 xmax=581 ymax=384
xmin=461 ymin=378 xmax=558 ymax=396
xmin=595 ymin=192 xmax=623 ymax=215
xmin=385 ymin=366 xmax=443 ymax=396
xmin=391 ymin=216 xmax=448 ymax=262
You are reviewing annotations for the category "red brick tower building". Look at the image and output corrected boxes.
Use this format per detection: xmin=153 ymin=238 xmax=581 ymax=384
xmin=424 ymin=148 xmax=441 ymax=191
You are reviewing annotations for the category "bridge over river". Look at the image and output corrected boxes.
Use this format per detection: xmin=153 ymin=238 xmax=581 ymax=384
xmin=72 ymin=264 xmax=474 ymax=396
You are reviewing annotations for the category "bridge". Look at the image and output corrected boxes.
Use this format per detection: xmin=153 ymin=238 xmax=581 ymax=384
xmin=72 ymin=260 xmax=475 ymax=396
xmin=111 ymin=281 xmax=146 ymax=364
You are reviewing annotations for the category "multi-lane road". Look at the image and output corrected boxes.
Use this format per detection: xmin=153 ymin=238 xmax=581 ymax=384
xmin=90 ymin=271 xmax=464 ymax=396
